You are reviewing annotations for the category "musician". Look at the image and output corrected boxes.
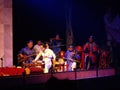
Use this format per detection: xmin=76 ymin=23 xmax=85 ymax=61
xmin=83 ymin=36 xmax=98 ymax=70
xmin=34 ymin=44 xmax=56 ymax=73
xmin=49 ymin=34 xmax=63 ymax=57
xmin=33 ymin=40 xmax=42 ymax=54
xmin=65 ymin=45 xmax=76 ymax=71
xmin=45 ymin=42 xmax=50 ymax=49
xmin=18 ymin=40 xmax=36 ymax=67
xmin=75 ymin=46 xmax=85 ymax=70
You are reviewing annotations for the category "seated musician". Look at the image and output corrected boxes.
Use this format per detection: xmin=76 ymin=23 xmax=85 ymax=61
xmin=17 ymin=40 xmax=36 ymax=67
xmin=55 ymin=51 xmax=65 ymax=72
xmin=34 ymin=43 xmax=56 ymax=73
xmin=33 ymin=40 xmax=43 ymax=54
xmin=57 ymin=51 xmax=65 ymax=64
xmin=65 ymin=45 xmax=77 ymax=71
xmin=83 ymin=36 xmax=98 ymax=70
xmin=75 ymin=46 xmax=84 ymax=70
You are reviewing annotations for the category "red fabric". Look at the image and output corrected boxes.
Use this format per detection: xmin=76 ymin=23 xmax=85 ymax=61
xmin=0 ymin=67 xmax=44 ymax=76
xmin=75 ymin=46 xmax=83 ymax=52
xmin=80 ymin=52 xmax=85 ymax=69
xmin=29 ymin=67 xmax=43 ymax=72
xmin=0 ymin=67 xmax=25 ymax=76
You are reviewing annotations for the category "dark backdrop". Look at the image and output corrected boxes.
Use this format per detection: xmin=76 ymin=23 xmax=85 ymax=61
xmin=13 ymin=0 xmax=119 ymax=66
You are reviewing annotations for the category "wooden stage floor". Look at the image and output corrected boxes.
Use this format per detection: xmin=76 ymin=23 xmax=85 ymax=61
xmin=25 ymin=68 xmax=115 ymax=84
xmin=0 ymin=68 xmax=116 ymax=90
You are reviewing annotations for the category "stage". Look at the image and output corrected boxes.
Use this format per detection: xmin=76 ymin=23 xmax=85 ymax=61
xmin=0 ymin=68 xmax=116 ymax=90
xmin=22 ymin=68 xmax=115 ymax=84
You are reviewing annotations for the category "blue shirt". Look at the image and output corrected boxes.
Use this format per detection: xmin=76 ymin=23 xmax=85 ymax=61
xmin=50 ymin=39 xmax=62 ymax=55
xmin=19 ymin=47 xmax=35 ymax=64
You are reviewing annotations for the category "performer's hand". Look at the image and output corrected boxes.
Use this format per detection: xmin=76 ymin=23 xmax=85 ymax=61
xmin=72 ymin=52 xmax=76 ymax=55
xmin=18 ymin=54 xmax=23 ymax=57
xmin=32 ymin=60 xmax=36 ymax=63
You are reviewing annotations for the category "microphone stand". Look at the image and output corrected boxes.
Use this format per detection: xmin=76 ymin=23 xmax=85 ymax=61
xmin=74 ymin=68 xmax=77 ymax=80
xmin=0 ymin=58 xmax=3 ymax=68
xmin=50 ymin=59 xmax=55 ymax=77
xmin=96 ymin=53 xmax=99 ymax=78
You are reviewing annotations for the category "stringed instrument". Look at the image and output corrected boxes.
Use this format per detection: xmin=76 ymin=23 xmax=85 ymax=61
xmin=63 ymin=57 xmax=80 ymax=63
xmin=17 ymin=54 xmax=36 ymax=63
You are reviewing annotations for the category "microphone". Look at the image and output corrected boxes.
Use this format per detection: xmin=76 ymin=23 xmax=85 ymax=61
xmin=0 ymin=57 xmax=3 ymax=61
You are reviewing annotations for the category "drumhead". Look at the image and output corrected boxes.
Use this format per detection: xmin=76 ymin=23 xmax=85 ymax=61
xmin=58 ymin=58 xmax=64 ymax=64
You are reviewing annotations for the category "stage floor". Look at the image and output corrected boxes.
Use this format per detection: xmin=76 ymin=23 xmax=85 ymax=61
xmin=25 ymin=68 xmax=115 ymax=84
xmin=0 ymin=68 xmax=116 ymax=90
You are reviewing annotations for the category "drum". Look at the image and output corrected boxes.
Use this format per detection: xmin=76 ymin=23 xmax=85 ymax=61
xmin=35 ymin=61 xmax=44 ymax=68
xmin=54 ymin=61 xmax=61 ymax=72
xmin=54 ymin=60 xmax=65 ymax=72
xmin=58 ymin=58 xmax=65 ymax=65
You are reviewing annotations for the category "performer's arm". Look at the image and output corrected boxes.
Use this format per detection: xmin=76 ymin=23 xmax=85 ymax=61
xmin=34 ymin=51 xmax=42 ymax=61
xmin=17 ymin=48 xmax=25 ymax=58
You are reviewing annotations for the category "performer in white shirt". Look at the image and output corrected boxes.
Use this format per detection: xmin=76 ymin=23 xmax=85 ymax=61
xmin=33 ymin=40 xmax=42 ymax=54
xmin=34 ymin=44 xmax=56 ymax=73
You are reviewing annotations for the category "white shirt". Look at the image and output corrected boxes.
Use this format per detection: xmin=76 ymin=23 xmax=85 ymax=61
xmin=34 ymin=48 xmax=56 ymax=63
xmin=42 ymin=49 xmax=56 ymax=64
xmin=33 ymin=44 xmax=42 ymax=54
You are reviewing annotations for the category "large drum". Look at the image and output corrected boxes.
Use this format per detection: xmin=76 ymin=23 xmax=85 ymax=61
xmin=22 ymin=60 xmax=44 ymax=69
xmin=54 ymin=58 xmax=65 ymax=72
xmin=35 ymin=61 xmax=44 ymax=68
xmin=58 ymin=58 xmax=65 ymax=65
